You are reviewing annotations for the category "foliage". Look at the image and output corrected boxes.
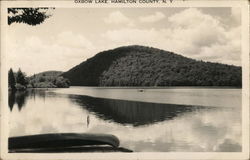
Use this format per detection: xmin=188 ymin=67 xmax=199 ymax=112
xmin=62 ymin=47 xmax=129 ymax=86
xmin=28 ymin=71 xmax=70 ymax=88
xmin=15 ymin=83 xmax=26 ymax=91
xmin=62 ymin=45 xmax=242 ymax=87
xmin=53 ymin=76 xmax=70 ymax=88
xmin=7 ymin=68 xmax=29 ymax=90
xmin=8 ymin=8 xmax=54 ymax=26
xmin=8 ymin=68 xmax=16 ymax=90
xmin=8 ymin=69 xmax=70 ymax=89
xmin=16 ymin=68 xmax=28 ymax=86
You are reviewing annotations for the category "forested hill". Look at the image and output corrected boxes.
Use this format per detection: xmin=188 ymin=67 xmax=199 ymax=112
xmin=62 ymin=45 xmax=242 ymax=87
xmin=28 ymin=71 xmax=70 ymax=88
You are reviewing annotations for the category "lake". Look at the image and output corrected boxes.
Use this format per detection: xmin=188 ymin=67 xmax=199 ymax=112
xmin=8 ymin=87 xmax=242 ymax=152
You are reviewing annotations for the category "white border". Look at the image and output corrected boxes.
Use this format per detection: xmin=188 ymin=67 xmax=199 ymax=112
xmin=0 ymin=1 xmax=249 ymax=160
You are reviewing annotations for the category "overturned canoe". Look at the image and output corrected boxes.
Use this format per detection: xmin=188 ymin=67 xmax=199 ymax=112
xmin=9 ymin=146 xmax=133 ymax=153
xmin=9 ymin=133 xmax=120 ymax=152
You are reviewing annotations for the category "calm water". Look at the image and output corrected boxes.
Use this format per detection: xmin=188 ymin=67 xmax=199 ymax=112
xmin=8 ymin=87 xmax=242 ymax=152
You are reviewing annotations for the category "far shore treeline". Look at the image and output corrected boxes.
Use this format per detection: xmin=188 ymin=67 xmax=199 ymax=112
xmin=9 ymin=45 xmax=242 ymax=90
xmin=8 ymin=69 xmax=70 ymax=91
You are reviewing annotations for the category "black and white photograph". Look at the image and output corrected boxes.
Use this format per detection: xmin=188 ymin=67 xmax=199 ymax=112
xmin=0 ymin=0 xmax=249 ymax=159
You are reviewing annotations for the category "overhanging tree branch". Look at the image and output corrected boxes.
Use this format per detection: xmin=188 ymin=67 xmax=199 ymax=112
xmin=8 ymin=7 xmax=54 ymax=26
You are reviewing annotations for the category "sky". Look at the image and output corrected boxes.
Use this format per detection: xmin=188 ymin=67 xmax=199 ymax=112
xmin=6 ymin=7 xmax=241 ymax=75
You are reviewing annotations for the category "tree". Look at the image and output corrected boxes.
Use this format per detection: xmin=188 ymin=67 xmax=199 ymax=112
xmin=53 ymin=76 xmax=70 ymax=88
xmin=16 ymin=68 xmax=27 ymax=86
xmin=8 ymin=68 xmax=16 ymax=90
xmin=8 ymin=8 xmax=54 ymax=26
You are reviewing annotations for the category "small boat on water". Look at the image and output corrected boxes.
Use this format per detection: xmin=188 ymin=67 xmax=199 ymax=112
xmin=9 ymin=133 xmax=132 ymax=153
xmin=138 ymin=89 xmax=145 ymax=92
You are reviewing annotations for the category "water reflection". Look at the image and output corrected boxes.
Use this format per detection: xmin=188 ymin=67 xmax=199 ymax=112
xmin=9 ymin=91 xmax=29 ymax=111
xmin=70 ymin=95 xmax=209 ymax=126
xmin=8 ymin=89 xmax=53 ymax=112
xmin=8 ymin=88 xmax=241 ymax=152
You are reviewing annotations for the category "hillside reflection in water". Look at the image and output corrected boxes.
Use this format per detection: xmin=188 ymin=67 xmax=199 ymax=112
xmin=69 ymin=95 xmax=207 ymax=126
xmin=8 ymin=88 xmax=241 ymax=152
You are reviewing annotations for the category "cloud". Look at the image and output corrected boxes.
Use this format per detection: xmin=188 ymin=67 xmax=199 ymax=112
xmin=102 ymin=8 xmax=241 ymax=66
xmin=139 ymin=12 xmax=165 ymax=23
xmin=104 ymin=11 xmax=134 ymax=26
xmin=85 ymin=103 xmax=241 ymax=152
xmin=7 ymin=8 xmax=241 ymax=75
xmin=231 ymin=7 xmax=241 ymax=25
xmin=102 ymin=28 xmax=160 ymax=44
xmin=168 ymin=8 xmax=220 ymax=28
xmin=57 ymin=31 xmax=94 ymax=50
xmin=9 ymin=94 xmax=88 ymax=137
xmin=7 ymin=31 xmax=95 ymax=75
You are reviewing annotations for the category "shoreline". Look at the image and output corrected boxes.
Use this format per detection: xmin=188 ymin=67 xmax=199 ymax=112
xmin=68 ymin=86 xmax=242 ymax=89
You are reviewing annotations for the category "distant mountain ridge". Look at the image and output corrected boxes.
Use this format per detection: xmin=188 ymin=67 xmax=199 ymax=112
xmin=62 ymin=45 xmax=242 ymax=87
xmin=31 ymin=71 xmax=63 ymax=77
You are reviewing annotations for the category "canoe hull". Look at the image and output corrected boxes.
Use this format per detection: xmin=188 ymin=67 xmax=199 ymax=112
xmin=9 ymin=133 xmax=120 ymax=151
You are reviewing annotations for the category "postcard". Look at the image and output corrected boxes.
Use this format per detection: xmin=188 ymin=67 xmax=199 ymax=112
xmin=0 ymin=0 xmax=249 ymax=159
